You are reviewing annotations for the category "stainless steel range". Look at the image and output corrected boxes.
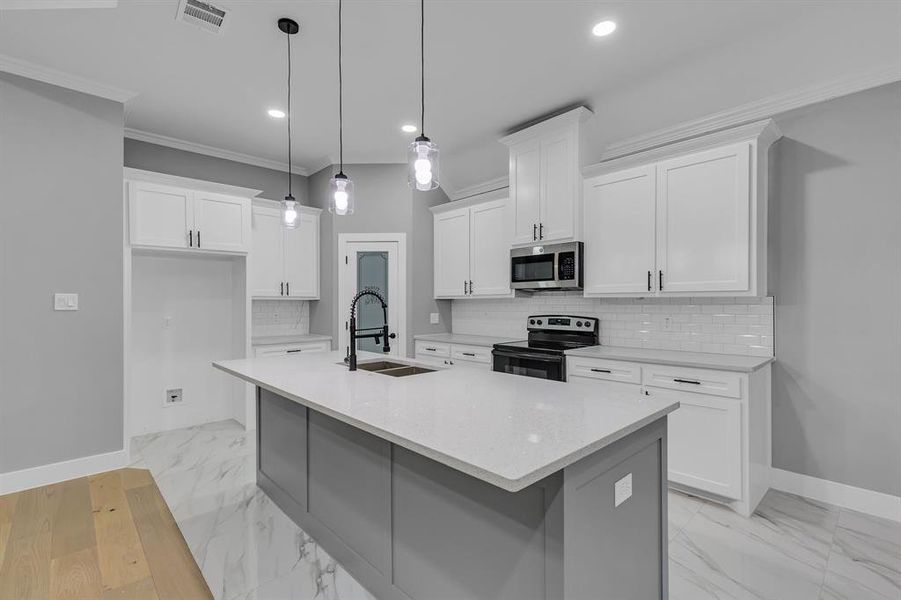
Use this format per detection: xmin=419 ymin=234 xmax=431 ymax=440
xmin=492 ymin=315 xmax=599 ymax=381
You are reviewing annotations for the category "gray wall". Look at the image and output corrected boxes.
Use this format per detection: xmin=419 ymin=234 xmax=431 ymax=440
xmin=770 ymin=82 xmax=901 ymax=495
xmin=308 ymin=164 xmax=451 ymax=356
xmin=124 ymin=138 xmax=309 ymax=204
xmin=0 ymin=74 xmax=125 ymax=473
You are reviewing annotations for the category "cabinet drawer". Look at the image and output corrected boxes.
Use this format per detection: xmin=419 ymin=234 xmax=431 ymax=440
xmin=414 ymin=341 xmax=451 ymax=358
xmin=567 ymin=357 xmax=642 ymax=385
xmin=642 ymin=365 xmax=742 ymax=399
xmin=254 ymin=341 xmax=331 ymax=357
xmin=450 ymin=344 xmax=492 ymax=364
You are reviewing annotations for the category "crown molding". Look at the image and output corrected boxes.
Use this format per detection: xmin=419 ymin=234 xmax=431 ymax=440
xmin=125 ymin=128 xmax=314 ymax=177
xmin=123 ymin=167 xmax=263 ymax=198
xmin=0 ymin=53 xmax=135 ymax=103
xmin=500 ymin=106 xmax=593 ymax=147
xmin=600 ymin=63 xmax=901 ymax=162
xmin=444 ymin=175 xmax=509 ymax=202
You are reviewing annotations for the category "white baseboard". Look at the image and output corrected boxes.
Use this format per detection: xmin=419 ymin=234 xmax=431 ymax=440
xmin=0 ymin=448 xmax=130 ymax=496
xmin=771 ymin=468 xmax=901 ymax=523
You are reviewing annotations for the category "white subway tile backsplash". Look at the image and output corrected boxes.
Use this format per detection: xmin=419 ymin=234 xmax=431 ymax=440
xmin=252 ymin=300 xmax=310 ymax=337
xmin=451 ymin=295 xmax=774 ymax=357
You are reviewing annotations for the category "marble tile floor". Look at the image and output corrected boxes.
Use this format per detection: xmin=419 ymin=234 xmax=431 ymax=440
xmin=130 ymin=420 xmax=900 ymax=600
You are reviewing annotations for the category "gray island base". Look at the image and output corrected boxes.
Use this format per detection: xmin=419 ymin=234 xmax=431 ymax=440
xmin=257 ymin=387 xmax=669 ymax=600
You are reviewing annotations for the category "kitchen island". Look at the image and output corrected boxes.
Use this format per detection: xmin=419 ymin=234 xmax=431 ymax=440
xmin=213 ymin=351 xmax=679 ymax=600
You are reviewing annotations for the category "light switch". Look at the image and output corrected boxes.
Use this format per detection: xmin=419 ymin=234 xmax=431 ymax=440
xmin=614 ymin=473 xmax=633 ymax=507
xmin=54 ymin=293 xmax=79 ymax=311
xmin=430 ymin=312 xmax=440 ymax=324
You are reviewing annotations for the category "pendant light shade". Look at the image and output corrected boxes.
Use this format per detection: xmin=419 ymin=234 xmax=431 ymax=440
xmin=329 ymin=0 xmax=355 ymax=215
xmin=278 ymin=18 xmax=300 ymax=229
xmin=408 ymin=0 xmax=439 ymax=191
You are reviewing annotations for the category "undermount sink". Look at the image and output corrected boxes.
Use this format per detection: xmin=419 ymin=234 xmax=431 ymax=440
xmin=355 ymin=361 xmax=436 ymax=377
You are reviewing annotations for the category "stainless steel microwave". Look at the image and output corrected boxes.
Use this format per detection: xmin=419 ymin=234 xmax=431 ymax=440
xmin=510 ymin=242 xmax=583 ymax=291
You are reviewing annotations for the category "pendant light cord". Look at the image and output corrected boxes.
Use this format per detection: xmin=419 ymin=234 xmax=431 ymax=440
xmin=286 ymin=28 xmax=293 ymax=198
xmin=338 ymin=0 xmax=344 ymax=173
xmin=420 ymin=0 xmax=425 ymax=135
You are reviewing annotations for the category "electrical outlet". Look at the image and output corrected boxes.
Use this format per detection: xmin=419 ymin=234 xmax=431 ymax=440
xmin=430 ymin=312 xmax=440 ymax=324
xmin=53 ymin=293 xmax=79 ymax=311
xmin=165 ymin=388 xmax=183 ymax=406
xmin=663 ymin=316 xmax=672 ymax=330
xmin=615 ymin=473 xmax=633 ymax=507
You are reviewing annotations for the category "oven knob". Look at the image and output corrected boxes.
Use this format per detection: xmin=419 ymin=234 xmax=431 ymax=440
xmin=576 ymin=321 xmax=582 ymax=327
xmin=537 ymin=319 xmax=543 ymax=325
xmin=585 ymin=321 xmax=593 ymax=328
xmin=529 ymin=319 xmax=536 ymax=325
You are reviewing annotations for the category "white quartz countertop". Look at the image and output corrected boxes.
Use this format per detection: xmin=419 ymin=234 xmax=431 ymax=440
xmin=413 ymin=333 xmax=519 ymax=347
xmin=251 ymin=333 xmax=333 ymax=346
xmin=565 ymin=345 xmax=774 ymax=373
xmin=213 ymin=351 xmax=678 ymax=492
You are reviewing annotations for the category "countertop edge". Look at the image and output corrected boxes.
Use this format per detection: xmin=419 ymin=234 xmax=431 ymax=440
xmin=212 ymin=360 xmax=678 ymax=492
xmin=564 ymin=348 xmax=775 ymax=373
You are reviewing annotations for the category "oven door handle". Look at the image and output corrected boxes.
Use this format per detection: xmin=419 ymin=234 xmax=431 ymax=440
xmin=492 ymin=350 xmax=564 ymax=363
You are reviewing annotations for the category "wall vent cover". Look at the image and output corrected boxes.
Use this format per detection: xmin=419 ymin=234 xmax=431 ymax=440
xmin=176 ymin=0 xmax=227 ymax=34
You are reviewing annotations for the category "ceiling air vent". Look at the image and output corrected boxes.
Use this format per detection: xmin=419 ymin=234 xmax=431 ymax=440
xmin=176 ymin=0 xmax=227 ymax=34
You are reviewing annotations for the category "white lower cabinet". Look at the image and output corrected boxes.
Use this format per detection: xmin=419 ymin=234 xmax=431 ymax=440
xmin=253 ymin=340 xmax=331 ymax=357
xmin=567 ymin=355 xmax=772 ymax=517
xmin=415 ymin=340 xmax=492 ymax=369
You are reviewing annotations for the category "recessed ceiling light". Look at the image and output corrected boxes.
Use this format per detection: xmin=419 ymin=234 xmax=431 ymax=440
xmin=401 ymin=124 xmax=418 ymax=133
xmin=592 ymin=20 xmax=617 ymax=37
xmin=267 ymin=108 xmax=286 ymax=119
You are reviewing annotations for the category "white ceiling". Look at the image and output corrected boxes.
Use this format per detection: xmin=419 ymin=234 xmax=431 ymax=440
xmin=0 ymin=1 xmax=895 ymax=190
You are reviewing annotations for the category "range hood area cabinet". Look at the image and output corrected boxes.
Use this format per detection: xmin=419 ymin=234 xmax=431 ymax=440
xmin=582 ymin=119 xmax=782 ymax=298
xmin=501 ymin=106 xmax=592 ymax=246
xmin=128 ymin=179 xmax=253 ymax=254
xmin=432 ymin=196 xmax=513 ymax=299
xmin=249 ymin=203 xmax=320 ymax=299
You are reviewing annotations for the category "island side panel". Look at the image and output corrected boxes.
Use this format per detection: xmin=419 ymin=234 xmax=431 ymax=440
xmin=258 ymin=387 xmax=308 ymax=507
xmin=563 ymin=418 xmax=669 ymax=600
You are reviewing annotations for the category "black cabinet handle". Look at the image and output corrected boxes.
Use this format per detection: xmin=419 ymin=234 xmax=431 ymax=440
xmin=286 ymin=349 xmax=303 ymax=354
xmin=539 ymin=223 xmax=544 ymax=240
xmin=286 ymin=282 xmax=290 ymax=296
xmin=189 ymin=230 xmax=193 ymax=247
xmin=197 ymin=230 xmax=201 ymax=248
xmin=659 ymin=270 xmax=664 ymax=291
xmin=590 ymin=368 xmax=612 ymax=374
xmin=674 ymin=378 xmax=701 ymax=385
xmin=280 ymin=282 xmax=284 ymax=296
xmin=533 ymin=224 xmax=537 ymax=241
xmin=469 ymin=280 xmax=473 ymax=295
xmin=424 ymin=347 xmax=437 ymax=352
xmin=647 ymin=270 xmax=652 ymax=292
xmin=462 ymin=352 xmax=476 ymax=357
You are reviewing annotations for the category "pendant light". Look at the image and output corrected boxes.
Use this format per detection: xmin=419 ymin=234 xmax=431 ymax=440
xmin=329 ymin=0 xmax=354 ymax=215
xmin=278 ymin=17 xmax=300 ymax=228
xmin=408 ymin=0 xmax=439 ymax=191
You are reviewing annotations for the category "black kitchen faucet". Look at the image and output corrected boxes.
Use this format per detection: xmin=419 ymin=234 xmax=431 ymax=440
xmin=344 ymin=289 xmax=395 ymax=371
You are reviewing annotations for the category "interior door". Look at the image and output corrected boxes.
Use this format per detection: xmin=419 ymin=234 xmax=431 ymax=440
xmin=468 ymin=199 xmax=511 ymax=297
xmin=583 ymin=165 xmax=657 ymax=295
xmin=656 ymin=143 xmax=751 ymax=293
xmin=538 ymin=131 xmax=576 ymax=242
xmin=128 ymin=181 xmax=192 ymax=249
xmin=193 ymin=192 xmax=251 ymax=252
xmin=249 ymin=206 xmax=283 ymax=297
xmin=509 ymin=140 xmax=541 ymax=244
xmin=339 ymin=241 xmax=401 ymax=358
xmin=284 ymin=211 xmax=319 ymax=298
xmin=433 ymin=208 xmax=471 ymax=298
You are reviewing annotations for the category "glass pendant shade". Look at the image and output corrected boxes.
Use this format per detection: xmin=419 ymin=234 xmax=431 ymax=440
xmin=408 ymin=135 xmax=439 ymax=191
xmin=282 ymin=194 xmax=299 ymax=229
xmin=329 ymin=173 xmax=355 ymax=216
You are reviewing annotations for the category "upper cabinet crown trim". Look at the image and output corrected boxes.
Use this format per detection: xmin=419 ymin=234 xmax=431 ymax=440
xmin=124 ymin=167 xmax=263 ymax=199
xmin=499 ymin=106 xmax=593 ymax=147
xmin=430 ymin=192 xmax=508 ymax=215
xmin=583 ymin=119 xmax=782 ymax=179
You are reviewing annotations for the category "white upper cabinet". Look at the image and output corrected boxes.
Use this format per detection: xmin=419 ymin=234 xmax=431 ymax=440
xmin=129 ymin=182 xmax=192 ymax=249
xmin=582 ymin=119 xmax=781 ymax=298
xmin=656 ymin=143 xmax=750 ymax=293
xmin=127 ymin=174 xmax=254 ymax=254
xmin=583 ymin=165 xmax=657 ymax=295
xmin=193 ymin=191 xmax=252 ymax=253
xmin=433 ymin=196 xmax=512 ymax=299
xmin=502 ymin=107 xmax=591 ymax=246
xmin=250 ymin=204 xmax=320 ymax=299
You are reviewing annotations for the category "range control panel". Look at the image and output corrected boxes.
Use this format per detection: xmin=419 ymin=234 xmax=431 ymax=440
xmin=527 ymin=315 xmax=598 ymax=332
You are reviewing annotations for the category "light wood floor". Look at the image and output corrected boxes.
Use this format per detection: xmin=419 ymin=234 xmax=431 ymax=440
xmin=0 ymin=468 xmax=212 ymax=600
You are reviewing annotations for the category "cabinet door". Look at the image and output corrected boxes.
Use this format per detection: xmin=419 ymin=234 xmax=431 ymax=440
xmin=583 ymin=166 xmax=657 ymax=295
xmin=193 ymin=192 xmax=251 ymax=253
xmin=656 ymin=143 xmax=751 ymax=293
xmin=509 ymin=140 xmax=541 ymax=244
xmin=129 ymin=182 xmax=192 ymax=249
xmin=433 ymin=208 xmax=471 ymax=298
xmin=250 ymin=206 xmax=284 ymax=298
xmin=538 ymin=130 xmax=576 ymax=242
xmin=567 ymin=377 xmax=642 ymax=398
xmin=648 ymin=387 xmax=742 ymax=499
xmin=284 ymin=211 xmax=319 ymax=298
xmin=469 ymin=199 xmax=511 ymax=297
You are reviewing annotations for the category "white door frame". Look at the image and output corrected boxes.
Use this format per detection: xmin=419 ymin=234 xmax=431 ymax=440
xmin=337 ymin=233 xmax=407 ymax=358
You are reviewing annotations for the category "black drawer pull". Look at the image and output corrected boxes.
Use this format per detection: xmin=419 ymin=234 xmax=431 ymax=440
xmin=286 ymin=349 xmax=303 ymax=353
xmin=674 ymin=378 xmax=701 ymax=385
xmin=424 ymin=347 xmax=437 ymax=352
xmin=461 ymin=352 xmax=476 ymax=357
xmin=590 ymin=368 xmax=612 ymax=374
